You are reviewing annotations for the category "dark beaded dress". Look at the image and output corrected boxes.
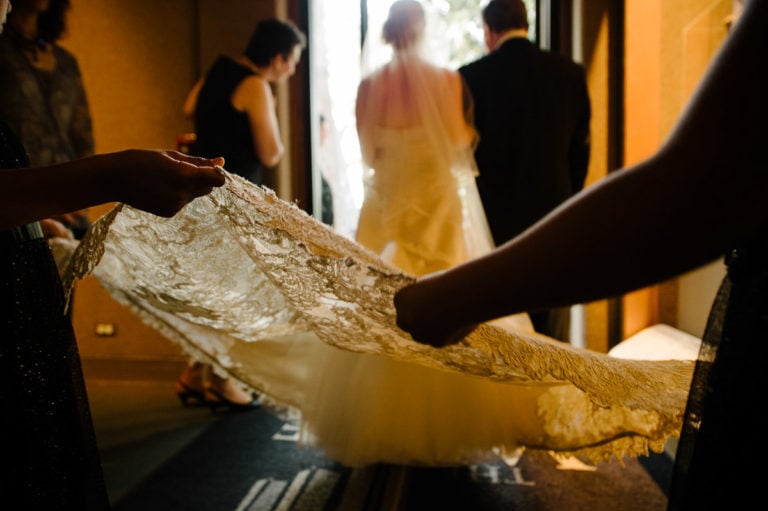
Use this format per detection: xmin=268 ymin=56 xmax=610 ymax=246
xmin=0 ymin=120 xmax=109 ymax=509
xmin=668 ymin=231 xmax=768 ymax=509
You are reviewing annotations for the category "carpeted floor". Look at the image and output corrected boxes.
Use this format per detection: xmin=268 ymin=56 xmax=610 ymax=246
xmin=108 ymin=407 xmax=670 ymax=511
xmin=112 ymin=409 xmax=348 ymax=510
xmin=86 ymin=367 xmax=672 ymax=511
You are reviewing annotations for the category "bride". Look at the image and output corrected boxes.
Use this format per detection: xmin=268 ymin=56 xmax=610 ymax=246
xmin=354 ymin=0 xmax=490 ymax=275
xmin=64 ymin=0 xmax=693 ymax=469
xmin=298 ymin=0 xmax=540 ymax=465
xmin=354 ymin=0 xmax=532 ymax=326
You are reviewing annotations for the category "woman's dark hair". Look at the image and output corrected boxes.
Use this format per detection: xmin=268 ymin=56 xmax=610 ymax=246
xmin=38 ymin=0 xmax=71 ymax=43
xmin=244 ymin=19 xmax=307 ymax=67
xmin=482 ymin=0 xmax=529 ymax=33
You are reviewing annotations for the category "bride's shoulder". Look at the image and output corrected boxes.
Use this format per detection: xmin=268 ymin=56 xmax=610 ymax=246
xmin=431 ymin=65 xmax=464 ymax=89
xmin=418 ymin=61 xmax=460 ymax=82
xmin=360 ymin=66 xmax=389 ymax=86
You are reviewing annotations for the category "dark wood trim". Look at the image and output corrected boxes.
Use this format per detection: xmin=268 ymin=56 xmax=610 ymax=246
xmin=287 ymin=0 xmax=311 ymax=213
xmin=361 ymin=0 xmax=368 ymax=50
xmin=537 ymin=0 xmax=573 ymax=55
xmin=607 ymin=0 xmax=624 ymax=175
xmin=606 ymin=1 xmax=625 ymax=348
xmin=552 ymin=0 xmax=574 ymax=56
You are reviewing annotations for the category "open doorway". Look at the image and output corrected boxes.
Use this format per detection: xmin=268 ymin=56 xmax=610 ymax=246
xmin=308 ymin=0 xmax=529 ymax=239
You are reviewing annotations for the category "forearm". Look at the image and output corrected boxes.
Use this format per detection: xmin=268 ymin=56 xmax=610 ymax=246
xmin=256 ymin=137 xmax=284 ymax=168
xmin=1 ymin=155 xmax=117 ymax=229
xmin=439 ymin=0 xmax=768 ymax=326
xmin=251 ymin=114 xmax=284 ymax=168
xmin=409 ymin=147 xmax=766 ymax=331
xmin=396 ymin=0 xmax=768 ymax=346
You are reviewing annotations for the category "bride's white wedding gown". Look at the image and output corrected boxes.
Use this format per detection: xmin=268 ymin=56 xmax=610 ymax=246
xmin=64 ymin=174 xmax=694 ymax=467
xmin=301 ymin=113 xmax=539 ymax=464
xmin=356 ymin=125 xmax=476 ymax=275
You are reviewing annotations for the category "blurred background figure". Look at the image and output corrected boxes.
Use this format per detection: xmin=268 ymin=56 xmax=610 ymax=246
xmin=459 ymin=0 xmax=591 ymax=342
xmin=178 ymin=17 xmax=306 ymax=412
xmin=354 ymin=0 xmax=488 ymax=275
xmin=299 ymin=0 xmax=533 ymax=469
xmin=0 ymin=0 xmax=94 ymax=240
xmin=183 ymin=17 xmax=305 ymax=185
xmin=318 ymin=113 xmax=334 ymax=227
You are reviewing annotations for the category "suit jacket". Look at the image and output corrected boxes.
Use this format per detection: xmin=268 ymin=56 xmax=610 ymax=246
xmin=460 ymin=37 xmax=591 ymax=245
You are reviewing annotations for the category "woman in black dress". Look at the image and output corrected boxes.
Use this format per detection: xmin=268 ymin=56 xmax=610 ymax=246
xmin=1 ymin=118 xmax=225 ymax=508
xmin=0 ymin=8 xmax=225 ymax=495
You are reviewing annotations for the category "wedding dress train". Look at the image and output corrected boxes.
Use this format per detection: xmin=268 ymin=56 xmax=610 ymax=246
xmin=64 ymin=174 xmax=694 ymax=466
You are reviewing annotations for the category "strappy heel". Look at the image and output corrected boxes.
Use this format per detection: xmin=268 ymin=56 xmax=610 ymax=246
xmin=176 ymin=380 xmax=207 ymax=407
xmin=205 ymin=387 xmax=261 ymax=413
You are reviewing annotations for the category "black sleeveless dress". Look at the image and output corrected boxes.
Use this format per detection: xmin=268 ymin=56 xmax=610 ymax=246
xmin=0 ymin=120 xmax=109 ymax=509
xmin=191 ymin=56 xmax=266 ymax=184
xmin=668 ymin=231 xmax=768 ymax=509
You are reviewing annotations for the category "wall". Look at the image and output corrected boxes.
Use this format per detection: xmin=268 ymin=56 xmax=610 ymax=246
xmin=623 ymin=0 xmax=732 ymax=338
xmin=660 ymin=0 xmax=732 ymax=338
xmin=63 ymin=0 xmax=279 ymax=366
xmin=63 ymin=0 xmax=198 ymax=365
xmin=555 ymin=0 xmax=730 ymax=347
xmin=578 ymin=0 xmax=613 ymax=352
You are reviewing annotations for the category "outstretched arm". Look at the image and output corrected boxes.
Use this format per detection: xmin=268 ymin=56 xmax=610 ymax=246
xmin=1 ymin=150 xmax=225 ymax=230
xmin=395 ymin=0 xmax=768 ymax=347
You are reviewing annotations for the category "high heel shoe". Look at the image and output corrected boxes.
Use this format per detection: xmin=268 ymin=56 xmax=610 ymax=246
xmin=205 ymin=387 xmax=261 ymax=413
xmin=176 ymin=380 xmax=207 ymax=408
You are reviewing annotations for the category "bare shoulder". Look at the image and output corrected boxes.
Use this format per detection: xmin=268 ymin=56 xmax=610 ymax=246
xmin=425 ymin=63 xmax=462 ymax=84
xmin=358 ymin=75 xmax=373 ymax=92
xmin=233 ymin=74 xmax=271 ymax=111
xmin=239 ymin=74 xmax=270 ymax=95
xmin=419 ymin=60 xmax=455 ymax=76
xmin=431 ymin=66 xmax=463 ymax=95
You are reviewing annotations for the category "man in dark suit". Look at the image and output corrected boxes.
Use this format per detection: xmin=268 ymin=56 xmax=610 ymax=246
xmin=459 ymin=0 xmax=591 ymax=342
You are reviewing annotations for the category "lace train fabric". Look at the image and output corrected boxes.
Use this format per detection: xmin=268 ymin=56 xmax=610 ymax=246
xmin=64 ymin=174 xmax=693 ymax=466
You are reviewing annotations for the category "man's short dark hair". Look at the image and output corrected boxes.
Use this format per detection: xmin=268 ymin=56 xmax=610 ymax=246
xmin=482 ymin=0 xmax=529 ymax=33
xmin=244 ymin=19 xmax=307 ymax=67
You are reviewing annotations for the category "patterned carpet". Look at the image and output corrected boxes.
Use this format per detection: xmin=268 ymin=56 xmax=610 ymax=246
xmin=109 ymin=407 xmax=671 ymax=511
